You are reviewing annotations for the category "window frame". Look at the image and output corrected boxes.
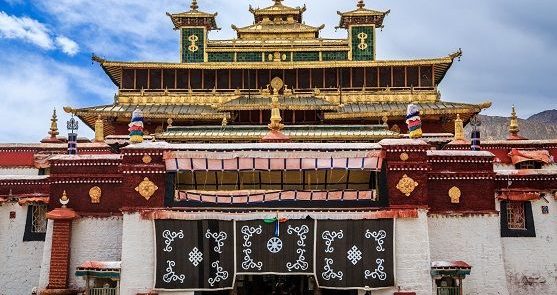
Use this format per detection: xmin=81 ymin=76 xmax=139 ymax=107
xmin=500 ymin=201 xmax=536 ymax=237
xmin=23 ymin=204 xmax=48 ymax=242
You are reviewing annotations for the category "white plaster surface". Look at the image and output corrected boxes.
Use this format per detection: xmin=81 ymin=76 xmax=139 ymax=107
xmin=120 ymin=210 xmax=433 ymax=295
xmin=428 ymin=214 xmax=509 ymax=295
xmin=499 ymin=197 xmax=557 ymax=295
xmin=0 ymin=168 xmax=39 ymax=175
xmin=68 ymin=217 xmax=123 ymax=290
xmin=0 ymin=203 xmax=44 ymax=295
xmin=37 ymin=220 xmax=53 ymax=291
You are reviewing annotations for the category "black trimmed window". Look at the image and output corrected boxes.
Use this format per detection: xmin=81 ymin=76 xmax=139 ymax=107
xmin=500 ymin=201 xmax=535 ymax=237
xmin=23 ymin=204 xmax=47 ymax=241
xmin=515 ymin=160 xmax=542 ymax=170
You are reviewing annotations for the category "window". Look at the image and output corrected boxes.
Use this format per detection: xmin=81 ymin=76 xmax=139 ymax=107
xmin=23 ymin=204 xmax=48 ymax=241
xmin=515 ymin=161 xmax=542 ymax=170
xmin=500 ymin=201 xmax=535 ymax=237
xmin=506 ymin=202 xmax=526 ymax=230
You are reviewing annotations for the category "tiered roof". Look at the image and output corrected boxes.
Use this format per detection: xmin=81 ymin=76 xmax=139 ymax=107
xmin=337 ymin=0 xmax=390 ymax=29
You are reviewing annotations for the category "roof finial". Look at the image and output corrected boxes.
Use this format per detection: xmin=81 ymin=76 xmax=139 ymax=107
xmin=48 ymin=108 xmax=59 ymax=140
xmin=454 ymin=114 xmax=465 ymax=141
xmin=357 ymin=0 xmax=366 ymax=9
xmin=509 ymin=104 xmax=520 ymax=137
xmin=94 ymin=115 xmax=104 ymax=142
xmin=190 ymin=0 xmax=199 ymax=11
xmin=274 ymin=0 xmax=284 ymax=5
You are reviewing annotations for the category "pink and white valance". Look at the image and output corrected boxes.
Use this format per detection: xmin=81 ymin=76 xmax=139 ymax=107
xmin=164 ymin=150 xmax=384 ymax=171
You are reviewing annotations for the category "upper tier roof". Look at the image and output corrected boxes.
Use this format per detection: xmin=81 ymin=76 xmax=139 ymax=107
xmin=233 ymin=0 xmax=323 ymax=40
xmin=166 ymin=0 xmax=219 ymax=30
xmin=337 ymin=0 xmax=390 ymax=29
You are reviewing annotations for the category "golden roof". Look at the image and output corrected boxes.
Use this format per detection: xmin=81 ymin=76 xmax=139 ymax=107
xmin=337 ymin=0 xmax=390 ymax=29
xmin=232 ymin=22 xmax=324 ymax=40
xmin=166 ymin=0 xmax=219 ymax=30
xmin=249 ymin=0 xmax=306 ymax=16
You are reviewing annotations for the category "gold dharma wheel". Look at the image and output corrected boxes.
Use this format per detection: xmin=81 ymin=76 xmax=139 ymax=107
xmin=270 ymin=77 xmax=284 ymax=92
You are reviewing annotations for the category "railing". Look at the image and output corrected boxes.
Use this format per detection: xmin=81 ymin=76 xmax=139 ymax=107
xmin=436 ymin=287 xmax=460 ymax=295
xmin=89 ymin=287 xmax=117 ymax=295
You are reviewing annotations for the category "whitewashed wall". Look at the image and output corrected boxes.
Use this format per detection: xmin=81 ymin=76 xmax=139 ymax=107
xmin=120 ymin=210 xmax=433 ymax=295
xmin=0 ymin=168 xmax=39 ymax=175
xmin=38 ymin=220 xmax=53 ymax=291
xmin=428 ymin=214 xmax=509 ymax=295
xmin=499 ymin=197 xmax=557 ymax=295
xmin=0 ymin=203 xmax=44 ymax=295
xmin=68 ymin=217 xmax=123 ymax=289
xmin=37 ymin=216 xmax=123 ymax=292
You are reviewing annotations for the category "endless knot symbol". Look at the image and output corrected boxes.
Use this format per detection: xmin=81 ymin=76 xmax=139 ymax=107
xmin=347 ymin=245 xmax=362 ymax=265
xmin=357 ymin=32 xmax=368 ymax=50
xmin=267 ymin=237 xmax=283 ymax=253
xmin=188 ymin=34 xmax=199 ymax=52
xmin=188 ymin=247 xmax=203 ymax=266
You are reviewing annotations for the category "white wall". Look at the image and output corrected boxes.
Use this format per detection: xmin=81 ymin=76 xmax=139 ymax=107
xmin=0 ymin=203 xmax=44 ymax=295
xmin=38 ymin=220 xmax=53 ymax=291
xmin=37 ymin=216 xmax=123 ymax=292
xmin=0 ymin=168 xmax=39 ymax=175
xmin=121 ymin=210 xmax=433 ymax=295
xmin=499 ymin=197 xmax=557 ymax=295
xmin=428 ymin=214 xmax=509 ymax=295
xmin=69 ymin=217 xmax=123 ymax=290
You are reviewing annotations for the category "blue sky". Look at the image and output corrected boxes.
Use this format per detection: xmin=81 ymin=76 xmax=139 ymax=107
xmin=0 ymin=0 xmax=555 ymax=142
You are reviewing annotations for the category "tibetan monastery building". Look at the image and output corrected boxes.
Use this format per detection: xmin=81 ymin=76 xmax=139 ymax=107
xmin=0 ymin=1 xmax=556 ymax=295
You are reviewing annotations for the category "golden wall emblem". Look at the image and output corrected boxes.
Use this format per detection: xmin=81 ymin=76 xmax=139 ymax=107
xmin=135 ymin=177 xmax=158 ymax=200
xmin=399 ymin=152 xmax=409 ymax=161
xmin=357 ymin=32 xmax=368 ymax=50
xmin=89 ymin=186 xmax=102 ymax=204
xmin=188 ymin=34 xmax=199 ymax=52
xmin=449 ymin=186 xmax=461 ymax=204
xmin=396 ymin=174 xmax=418 ymax=197
xmin=142 ymin=154 xmax=152 ymax=164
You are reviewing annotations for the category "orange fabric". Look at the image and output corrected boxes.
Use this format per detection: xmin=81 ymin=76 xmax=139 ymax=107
xmin=497 ymin=191 xmax=540 ymax=201
xmin=508 ymin=149 xmax=552 ymax=165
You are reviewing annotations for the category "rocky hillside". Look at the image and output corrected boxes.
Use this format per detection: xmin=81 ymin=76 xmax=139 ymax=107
xmin=464 ymin=110 xmax=557 ymax=140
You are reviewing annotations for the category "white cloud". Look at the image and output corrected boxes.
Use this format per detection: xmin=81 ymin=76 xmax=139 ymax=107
xmin=0 ymin=11 xmax=53 ymax=49
xmin=0 ymin=50 xmax=114 ymax=142
xmin=0 ymin=11 xmax=80 ymax=56
xmin=55 ymin=35 xmax=79 ymax=56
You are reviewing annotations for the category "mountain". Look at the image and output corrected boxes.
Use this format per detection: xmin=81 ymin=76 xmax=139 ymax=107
xmin=527 ymin=109 xmax=557 ymax=124
xmin=464 ymin=110 xmax=557 ymax=140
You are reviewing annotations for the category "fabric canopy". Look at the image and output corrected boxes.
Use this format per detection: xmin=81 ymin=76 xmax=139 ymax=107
xmin=164 ymin=150 xmax=384 ymax=171
xmin=497 ymin=190 xmax=541 ymax=201
xmin=508 ymin=149 xmax=552 ymax=165
xmin=176 ymin=190 xmax=376 ymax=204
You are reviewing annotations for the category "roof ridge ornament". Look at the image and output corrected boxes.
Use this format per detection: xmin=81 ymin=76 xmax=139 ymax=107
xmin=190 ymin=0 xmax=199 ymax=11
xmin=357 ymin=0 xmax=365 ymax=9
xmin=48 ymin=108 xmax=59 ymax=140
xmin=507 ymin=105 xmax=526 ymax=140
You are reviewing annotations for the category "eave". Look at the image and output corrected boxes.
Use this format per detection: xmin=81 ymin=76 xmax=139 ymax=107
xmin=93 ymin=52 xmax=460 ymax=88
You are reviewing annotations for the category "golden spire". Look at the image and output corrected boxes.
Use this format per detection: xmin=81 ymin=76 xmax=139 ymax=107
xmin=190 ymin=0 xmax=199 ymax=11
xmin=268 ymin=77 xmax=284 ymax=131
xmin=454 ymin=114 xmax=465 ymax=141
xmin=357 ymin=0 xmax=365 ymax=9
xmin=509 ymin=105 xmax=519 ymax=137
xmin=48 ymin=108 xmax=59 ymax=140
xmin=94 ymin=115 xmax=104 ymax=142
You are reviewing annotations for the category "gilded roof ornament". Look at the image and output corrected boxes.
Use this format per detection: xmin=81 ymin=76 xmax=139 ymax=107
xmin=453 ymin=114 xmax=465 ymax=142
xmin=507 ymin=105 xmax=526 ymax=140
xmin=94 ymin=115 xmax=104 ymax=142
xmin=48 ymin=108 xmax=59 ymax=140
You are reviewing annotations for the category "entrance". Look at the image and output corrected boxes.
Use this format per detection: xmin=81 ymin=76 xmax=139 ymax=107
xmin=195 ymin=275 xmax=357 ymax=295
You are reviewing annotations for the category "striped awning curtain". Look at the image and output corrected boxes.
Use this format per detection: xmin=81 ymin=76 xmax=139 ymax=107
xmin=164 ymin=150 xmax=384 ymax=171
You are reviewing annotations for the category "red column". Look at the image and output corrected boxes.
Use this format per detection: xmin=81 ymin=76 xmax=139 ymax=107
xmin=42 ymin=207 xmax=78 ymax=294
